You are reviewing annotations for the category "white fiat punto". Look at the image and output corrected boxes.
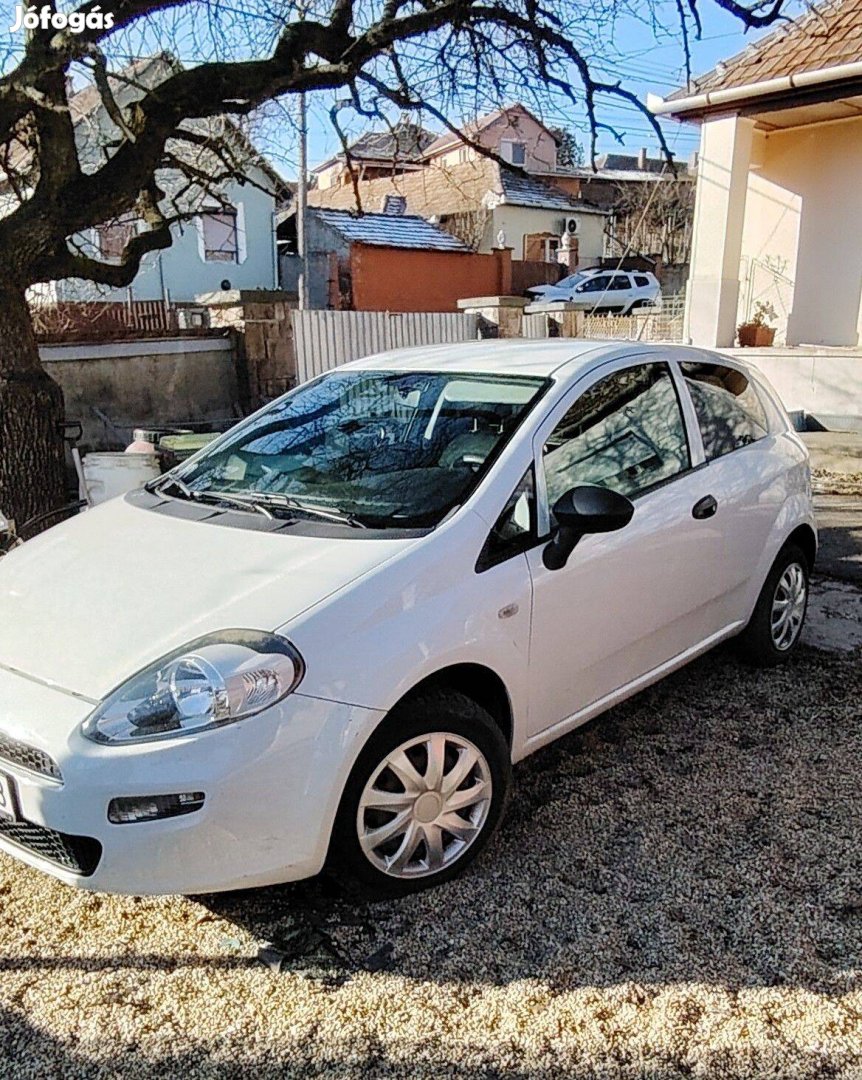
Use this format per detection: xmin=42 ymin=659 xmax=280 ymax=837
xmin=0 ymin=341 xmax=815 ymax=897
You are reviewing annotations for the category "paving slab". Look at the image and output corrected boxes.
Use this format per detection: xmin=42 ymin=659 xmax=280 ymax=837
xmin=802 ymin=430 xmax=862 ymax=474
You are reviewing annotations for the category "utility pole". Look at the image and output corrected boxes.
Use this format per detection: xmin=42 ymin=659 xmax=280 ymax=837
xmin=297 ymin=91 xmax=309 ymax=310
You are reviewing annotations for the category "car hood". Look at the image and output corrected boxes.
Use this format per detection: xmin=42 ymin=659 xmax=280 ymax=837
xmin=0 ymin=496 xmax=414 ymax=701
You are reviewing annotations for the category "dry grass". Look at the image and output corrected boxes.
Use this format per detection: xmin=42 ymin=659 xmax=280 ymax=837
xmin=1 ymin=643 xmax=861 ymax=1078
xmin=813 ymin=469 xmax=862 ymax=497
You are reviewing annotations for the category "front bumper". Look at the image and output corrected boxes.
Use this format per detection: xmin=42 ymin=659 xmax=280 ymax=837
xmin=0 ymin=664 xmax=383 ymax=894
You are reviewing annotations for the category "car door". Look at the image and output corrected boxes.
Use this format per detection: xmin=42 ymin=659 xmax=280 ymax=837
xmin=608 ymin=272 xmax=636 ymax=312
xmin=523 ymin=357 xmax=732 ymax=742
xmin=675 ymin=358 xmax=787 ymax=622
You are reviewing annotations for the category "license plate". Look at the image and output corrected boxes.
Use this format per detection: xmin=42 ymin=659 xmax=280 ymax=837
xmin=0 ymin=772 xmax=19 ymax=823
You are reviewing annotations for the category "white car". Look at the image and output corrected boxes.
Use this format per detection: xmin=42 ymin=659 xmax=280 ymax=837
xmin=0 ymin=342 xmax=815 ymax=898
xmin=529 ymin=268 xmax=662 ymax=314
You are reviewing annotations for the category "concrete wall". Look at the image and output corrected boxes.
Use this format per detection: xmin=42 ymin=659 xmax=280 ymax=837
xmin=349 ymin=245 xmax=512 ymax=312
xmin=722 ymin=347 xmax=862 ymax=424
xmin=55 ymin=166 xmax=279 ymax=304
xmin=40 ymin=336 xmax=240 ymax=451
xmin=739 ymin=117 xmax=862 ymax=347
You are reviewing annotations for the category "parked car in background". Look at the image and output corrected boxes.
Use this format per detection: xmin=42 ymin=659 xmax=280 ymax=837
xmin=0 ymin=342 xmax=814 ymax=899
xmin=529 ymin=268 xmax=662 ymax=314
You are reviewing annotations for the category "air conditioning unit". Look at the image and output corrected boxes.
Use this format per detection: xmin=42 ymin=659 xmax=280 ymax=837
xmin=563 ymin=216 xmax=579 ymax=236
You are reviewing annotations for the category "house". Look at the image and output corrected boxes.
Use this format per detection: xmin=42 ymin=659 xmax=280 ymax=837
xmin=312 ymin=118 xmax=437 ymax=190
xmin=26 ymin=55 xmax=288 ymax=305
xmin=650 ymin=0 xmax=862 ymax=349
xmin=308 ymin=154 xmax=608 ymax=280
xmin=421 ymin=103 xmax=561 ymax=172
xmin=278 ymin=207 xmax=513 ymax=312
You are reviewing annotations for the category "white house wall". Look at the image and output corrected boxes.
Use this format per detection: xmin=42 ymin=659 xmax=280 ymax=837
xmin=740 ymin=116 xmax=862 ymax=347
xmin=488 ymin=204 xmax=605 ymax=267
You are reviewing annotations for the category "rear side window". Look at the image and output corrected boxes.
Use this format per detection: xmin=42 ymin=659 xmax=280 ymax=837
xmin=542 ymin=363 xmax=691 ymax=506
xmin=634 ymin=275 xmax=650 ymax=287
xmin=680 ymin=362 xmax=769 ymax=461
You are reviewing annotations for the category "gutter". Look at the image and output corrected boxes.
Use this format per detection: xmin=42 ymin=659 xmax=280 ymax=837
xmin=647 ymin=60 xmax=862 ymax=117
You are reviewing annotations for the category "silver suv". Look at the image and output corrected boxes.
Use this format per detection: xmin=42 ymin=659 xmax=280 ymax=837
xmin=528 ymin=268 xmax=662 ymax=315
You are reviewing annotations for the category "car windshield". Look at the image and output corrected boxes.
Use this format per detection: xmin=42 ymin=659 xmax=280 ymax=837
xmin=174 ymin=370 xmax=547 ymax=529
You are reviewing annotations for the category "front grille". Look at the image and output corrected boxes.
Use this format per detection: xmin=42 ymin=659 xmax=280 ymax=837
xmin=0 ymin=819 xmax=101 ymax=876
xmin=0 ymin=732 xmax=63 ymax=782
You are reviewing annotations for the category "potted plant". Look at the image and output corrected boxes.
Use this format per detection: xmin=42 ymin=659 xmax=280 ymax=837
xmin=737 ymin=301 xmax=777 ymax=347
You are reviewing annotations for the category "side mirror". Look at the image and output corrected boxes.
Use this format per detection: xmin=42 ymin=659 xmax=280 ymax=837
xmin=543 ymin=485 xmax=634 ymax=570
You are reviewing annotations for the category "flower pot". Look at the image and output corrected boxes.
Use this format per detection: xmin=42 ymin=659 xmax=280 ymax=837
xmin=738 ymin=324 xmax=776 ymax=347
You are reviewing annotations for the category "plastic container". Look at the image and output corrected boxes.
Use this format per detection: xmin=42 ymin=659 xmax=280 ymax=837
xmin=158 ymin=432 xmax=220 ymax=466
xmin=83 ymin=452 xmax=162 ymax=505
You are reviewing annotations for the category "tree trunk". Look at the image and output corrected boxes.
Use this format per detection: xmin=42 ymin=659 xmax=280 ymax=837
xmin=0 ymin=286 xmax=66 ymax=532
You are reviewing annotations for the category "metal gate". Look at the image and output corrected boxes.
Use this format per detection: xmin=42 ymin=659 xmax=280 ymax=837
xmin=292 ymin=310 xmax=479 ymax=384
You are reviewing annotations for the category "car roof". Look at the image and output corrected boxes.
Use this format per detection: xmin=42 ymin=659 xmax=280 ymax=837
xmin=339 ymin=340 xmax=739 ymax=381
xmin=342 ymin=339 xmax=623 ymax=379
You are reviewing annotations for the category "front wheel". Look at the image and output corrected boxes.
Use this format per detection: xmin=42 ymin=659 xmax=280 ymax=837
xmin=327 ymin=690 xmax=511 ymax=898
xmin=736 ymin=543 xmax=810 ymax=666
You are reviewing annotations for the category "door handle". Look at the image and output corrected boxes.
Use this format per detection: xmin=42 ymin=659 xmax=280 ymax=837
xmin=692 ymin=495 xmax=718 ymax=520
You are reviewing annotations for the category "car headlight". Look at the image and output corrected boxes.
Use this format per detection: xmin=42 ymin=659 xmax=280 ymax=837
xmin=82 ymin=630 xmax=304 ymax=744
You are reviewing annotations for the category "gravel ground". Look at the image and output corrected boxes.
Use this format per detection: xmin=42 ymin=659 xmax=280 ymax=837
xmin=2 ymin=641 xmax=862 ymax=1078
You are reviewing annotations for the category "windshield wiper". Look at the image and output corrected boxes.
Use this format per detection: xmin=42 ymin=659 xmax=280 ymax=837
xmin=147 ymin=473 xmax=193 ymax=499
xmin=251 ymin=493 xmax=368 ymax=528
xmin=147 ymin=476 xmax=273 ymax=519
xmin=191 ymin=491 xmax=274 ymax=519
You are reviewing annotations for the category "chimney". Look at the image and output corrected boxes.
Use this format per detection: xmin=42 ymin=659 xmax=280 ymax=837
xmin=637 ymin=147 xmax=648 ymax=171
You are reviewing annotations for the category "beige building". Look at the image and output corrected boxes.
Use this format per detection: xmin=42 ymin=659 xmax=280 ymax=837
xmin=651 ymin=0 xmax=862 ymax=349
xmin=308 ymin=154 xmax=607 ymax=269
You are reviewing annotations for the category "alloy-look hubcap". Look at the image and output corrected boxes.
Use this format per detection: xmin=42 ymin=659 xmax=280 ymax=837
xmin=771 ymin=562 xmax=807 ymax=651
xmin=357 ymin=732 xmax=493 ymax=879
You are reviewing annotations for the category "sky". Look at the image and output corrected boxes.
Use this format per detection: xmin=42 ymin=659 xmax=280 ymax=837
xmin=1 ymin=0 xmax=804 ymax=179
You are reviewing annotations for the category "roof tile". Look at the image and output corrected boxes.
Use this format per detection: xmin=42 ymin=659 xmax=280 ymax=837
xmin=669 ymin=0 xmax=862 ymax=99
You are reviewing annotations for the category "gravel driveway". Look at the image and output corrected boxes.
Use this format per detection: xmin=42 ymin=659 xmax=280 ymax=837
xmin=2 ymin=633 xmax=861 ymax=1078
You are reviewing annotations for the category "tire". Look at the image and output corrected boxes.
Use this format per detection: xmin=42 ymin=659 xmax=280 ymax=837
xmin=736 ymin=543 xmax=810 ymax=666
xmin=327 ymin=689 xmax=512 ymax=899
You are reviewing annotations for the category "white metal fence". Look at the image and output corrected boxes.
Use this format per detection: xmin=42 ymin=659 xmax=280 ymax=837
xmin=581 ymin=294 xmax=686 ymax=343
xmin=291 ymin=298 xmax=685 ymax=386
xmin=292 ymin=310 xmax=480 ymax=383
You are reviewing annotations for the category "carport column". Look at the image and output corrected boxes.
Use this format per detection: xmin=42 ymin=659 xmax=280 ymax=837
xmin=685 ymin=115 xmax=755 ymax=348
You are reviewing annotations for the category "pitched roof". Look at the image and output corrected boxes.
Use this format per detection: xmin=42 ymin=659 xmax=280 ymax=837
xmin=312 ymin=121 xmax=436 ymax=173
xmin=669 ymin=0 xmax=862 ymax=99
xmin=311 ymin=208 xmax=473 ymax=251
xmin=308 ymin=156 xmax=605 ymax=217
xmin=422 ymin=103 xmax=559 ymax=158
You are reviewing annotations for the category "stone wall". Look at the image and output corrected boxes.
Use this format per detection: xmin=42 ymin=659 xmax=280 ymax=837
xmin=198 ymin=289 xmax=298 ymax=405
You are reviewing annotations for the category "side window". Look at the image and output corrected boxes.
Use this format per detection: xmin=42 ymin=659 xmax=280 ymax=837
xmin=581 ymin=275 xmax=610 ymax=293
xmin=542 ymin=363 xmax=691 ymax=509
xmin=634 ymin=275 xmax=650 ymax=288
xmin=608 ymin=274 xmax=630 ymax=291
xmin=680 ymin=362 xmax=769 ymax=461
xmin=477 ymin=468 xmax=536 ymax=571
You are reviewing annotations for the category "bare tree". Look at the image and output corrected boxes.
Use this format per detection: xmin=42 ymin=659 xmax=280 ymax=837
xmin=607 ymin=176 xmax=696 ymax=266
xmin=0 ymin=0 xmax=787 ymax=526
